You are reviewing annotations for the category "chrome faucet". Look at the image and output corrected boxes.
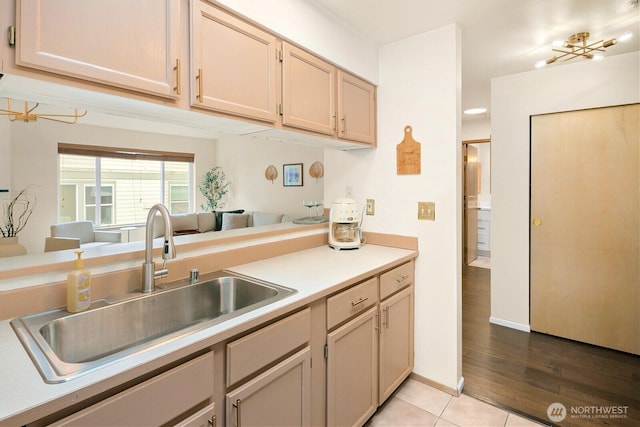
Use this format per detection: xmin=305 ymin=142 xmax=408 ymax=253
xmin=142 ymin=203 xmax=176 ymax=293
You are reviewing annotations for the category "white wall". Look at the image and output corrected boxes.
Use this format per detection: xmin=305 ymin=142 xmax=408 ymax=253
xmin=325 ymin=25 xmax=463 ymax=390
xmin=215 ymin=0 xmax=378 ymax=83
xmin=215 ymin=135 xmax=324 ymax=217
xmin=0 ymin=117 xmax=9 ymax=189
xmin=461 ymin=117 xmax=490 ymax=141
xmin=491 ymin=51 xmax=640 ymax=329
xmin=8 ymin=121 xmax=216 ymax=253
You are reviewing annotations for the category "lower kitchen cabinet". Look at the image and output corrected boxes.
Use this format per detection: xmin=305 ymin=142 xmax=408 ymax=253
xmin=326 ymin=261 xmax=415 ymax=427
xmin=224 ymin=308 xmax=311 ymax=426
xmin=379 ymin=286 xmax=414 ymax=404
xmin=50 ymin=352 xmax=215 ymax=426
xmin=225 ymin=347 xmax=311 ymax=427
xmin=326 ymin=306 xmax=379 ymax=427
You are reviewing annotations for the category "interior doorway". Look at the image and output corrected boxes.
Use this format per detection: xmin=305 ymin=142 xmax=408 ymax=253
xmin=462 ymin=139 xmax=491 ymax=268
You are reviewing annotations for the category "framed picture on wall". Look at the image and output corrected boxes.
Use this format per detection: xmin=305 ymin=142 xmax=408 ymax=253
xmin=283 ymin=163 xmax=303 ymax=186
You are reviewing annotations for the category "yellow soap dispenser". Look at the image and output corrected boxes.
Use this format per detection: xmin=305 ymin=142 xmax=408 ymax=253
xmin=67 ymin=250 xmax=91 ymax=313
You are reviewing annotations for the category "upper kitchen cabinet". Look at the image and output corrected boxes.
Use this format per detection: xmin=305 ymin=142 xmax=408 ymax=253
xmin=15 ymin=0 xmax=181 ymax=99
xmin=337 ymin=70 xmax=376 ymax=145
xmin=191 ymin=0 xmax=278 ymax=123
xmin=281 ymin=42 xmax=336 ymax=136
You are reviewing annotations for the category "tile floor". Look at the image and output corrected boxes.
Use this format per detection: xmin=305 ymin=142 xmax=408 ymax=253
xmin=366 ymin=379 xmax=548 ymax=427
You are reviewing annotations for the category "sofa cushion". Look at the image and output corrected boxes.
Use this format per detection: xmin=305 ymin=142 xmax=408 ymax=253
xmin=197 ymin=212 xmax=216 ymax=233
xmin=171 ymin=213 xmax=198 ymax=232
xmin=221 ymin=213 xmax=249 ymax=230
xmin=252 ymin=212 xmax=284 ymax=227
xmin=214 ymin=210 xmax=244 ymax=231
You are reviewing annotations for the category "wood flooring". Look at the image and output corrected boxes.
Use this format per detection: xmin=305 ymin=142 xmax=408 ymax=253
xmin=462 ymin=265 xmax=640 ymax=427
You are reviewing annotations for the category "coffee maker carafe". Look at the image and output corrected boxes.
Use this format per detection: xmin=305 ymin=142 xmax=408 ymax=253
xmin=328 ymin=198 xmax=362 ymax=250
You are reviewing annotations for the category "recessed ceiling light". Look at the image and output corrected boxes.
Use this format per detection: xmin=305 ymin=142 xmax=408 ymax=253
xmin=464 ymin=108 xmax=487 ymax=115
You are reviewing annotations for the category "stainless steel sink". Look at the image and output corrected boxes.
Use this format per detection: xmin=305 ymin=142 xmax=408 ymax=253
xmin=11 ymin=271 xmax=296 ymax=383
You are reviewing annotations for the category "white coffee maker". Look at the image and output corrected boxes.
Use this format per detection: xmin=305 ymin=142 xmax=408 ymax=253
xmin=328 ymin=198 xmax=362 ymax=250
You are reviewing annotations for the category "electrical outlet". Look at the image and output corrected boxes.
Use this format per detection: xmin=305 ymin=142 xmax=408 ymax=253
xmin=418 ymin=202 xmax=435 ymax=221
xmin=366 ymin=199 xmax=375 ymax=215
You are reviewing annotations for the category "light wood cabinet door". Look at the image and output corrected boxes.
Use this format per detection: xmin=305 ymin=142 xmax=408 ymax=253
xmin=379 ymin=286 xmax=414 ymax=404
xmin=327 ymin=306 xmax=378 ymax=427
xmin=281 ymin=42 xmax=336 ymax=135
xmin=191 ymin=0 xmax=278 ymax=123
xmin=226 ymin=347 xmax=311 ymax=427
xmin=337 ymin=70 xmax=376 ymax=145
xmin=16 ymin=0 xmax=180 ymax=98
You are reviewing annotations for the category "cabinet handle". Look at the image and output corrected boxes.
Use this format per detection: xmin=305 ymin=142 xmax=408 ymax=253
xmin=208 ymin=415 xmax=216 ymax=427
xmin=332 ymin=114 xmax=336 ymax=131
xmin=375 ymin=312 xmax=380 ymax=333
xmin=341 ymin=115 xmax=346 ymax=134
xmin=233 ymin=399 xmax=241 ymax=427
xmin=196 ymin=68 xmax=203 ymax=103
xmin=173 ymin=58 xmax=181 ymax=95
xmin=396 ymin=274 xmax=409 ymax=283
xmin=383 ymin=306 xmax=390 ymax=329
xmin=351 ymin=296 xmax=368 ymax=307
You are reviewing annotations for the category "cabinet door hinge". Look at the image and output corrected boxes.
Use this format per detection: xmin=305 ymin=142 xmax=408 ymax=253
xmin=324 ymin=344 xmax=328 ymax=359
xmin=8 ymin=26 xmax=16 ymax=48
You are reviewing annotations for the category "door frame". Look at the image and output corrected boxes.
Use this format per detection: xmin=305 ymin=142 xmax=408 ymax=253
xmin=462 ymin=138 xmax=490 ymax=266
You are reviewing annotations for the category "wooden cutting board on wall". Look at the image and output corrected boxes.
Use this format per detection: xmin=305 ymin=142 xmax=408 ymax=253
xmin=397 ymin=126 xmax=421 ymax=175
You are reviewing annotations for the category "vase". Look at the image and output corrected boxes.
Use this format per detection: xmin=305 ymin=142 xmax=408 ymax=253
xmin=0 ymin=236 xmax=28 ymax=258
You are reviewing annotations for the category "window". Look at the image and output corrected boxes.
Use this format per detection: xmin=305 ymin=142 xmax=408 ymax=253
xmin=58 ymin=144 xmax=194 ymax=227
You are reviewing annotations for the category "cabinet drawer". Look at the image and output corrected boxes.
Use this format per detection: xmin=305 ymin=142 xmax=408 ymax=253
xmin=327 ymin=277 xmax=378 ymax=330
xmin=227 ymin=308 xmax=310 ymax=387
xmin=51 ymin=352 xmax=214 ymax=426
xmin=380 ymin=262 xmax=414 ymax=300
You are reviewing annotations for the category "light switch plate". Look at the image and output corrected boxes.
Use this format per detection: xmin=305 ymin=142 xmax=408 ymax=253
xmin=366 ymin=199 xmax=375 ymax=215
xmin=418 ymin=202 xmax=435 ymax=221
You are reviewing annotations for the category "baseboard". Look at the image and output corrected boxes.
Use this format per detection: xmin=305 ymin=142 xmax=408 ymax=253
xmin=489 ymin=316 xmax=531 ymax=332
xmin=409 ymin=372 xmax=460 ymax=397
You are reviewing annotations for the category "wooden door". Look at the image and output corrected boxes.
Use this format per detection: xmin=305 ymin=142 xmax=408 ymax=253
xmin=225 ymin=347 xmax=311 ymax=427
xmin=191 ymin=0 xmax=278 ymax=123
xmin=17 ymin=0 xmax=180 ymax=98
xmin=281 ymin=42 xmax=336 ymax=135
xmin=465 ymin=145 xmax=479 ymax=264
xmin=379 ymin=286 xmax=414 ymax=404
xmin=337 ymin=70 xmax=376 ymax=145
xmin=531 ymin=104 xmax=639 ymax=355
xmin=327 ymin=306 xmax=378 ymax=427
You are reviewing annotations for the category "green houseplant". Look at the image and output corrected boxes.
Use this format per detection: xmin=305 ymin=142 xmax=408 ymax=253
xmin=199 ymin=167 xmax=229 ymax=211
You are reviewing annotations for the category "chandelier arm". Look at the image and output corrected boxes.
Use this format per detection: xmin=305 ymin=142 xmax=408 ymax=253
xmin=27 ymin=102 xmax=39 ymax=114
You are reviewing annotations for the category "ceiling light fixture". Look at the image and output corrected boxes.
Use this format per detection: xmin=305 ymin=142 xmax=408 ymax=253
xmin=0 ymin=98 xmax=87 ymax=124
xmin=464 ymin=108 xmax=487 ymax=115
xmin=534 ymin=31 xmax=631 ymax=69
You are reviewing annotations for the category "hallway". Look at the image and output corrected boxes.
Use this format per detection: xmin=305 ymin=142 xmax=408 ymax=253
xmin=462 ymin=265 xmax=640 ymax=426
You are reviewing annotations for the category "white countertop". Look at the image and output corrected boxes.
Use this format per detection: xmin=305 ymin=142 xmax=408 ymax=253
xmin=0 ymin=243 xmax=416 ymax=424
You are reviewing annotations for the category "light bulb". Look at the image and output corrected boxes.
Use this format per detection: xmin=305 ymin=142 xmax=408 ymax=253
xmin=619 ymin=32 xmax=633 ymax=42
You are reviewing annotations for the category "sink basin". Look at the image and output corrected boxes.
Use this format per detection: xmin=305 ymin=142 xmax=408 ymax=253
xmin=11 ymin=271 xmax=296 ymax=383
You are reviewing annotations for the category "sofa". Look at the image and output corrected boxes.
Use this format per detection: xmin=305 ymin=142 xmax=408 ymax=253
xmin=45 ymin=221 xmax=123 ymax=252
xmin=152 ymin=210 xmax=293 ymax=238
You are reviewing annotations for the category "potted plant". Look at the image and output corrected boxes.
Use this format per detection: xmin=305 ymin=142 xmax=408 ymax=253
xmin=199 ymin=167 xmax=229 ymax=211
xmin=0 ymin=187 xmax=35 ymax=257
